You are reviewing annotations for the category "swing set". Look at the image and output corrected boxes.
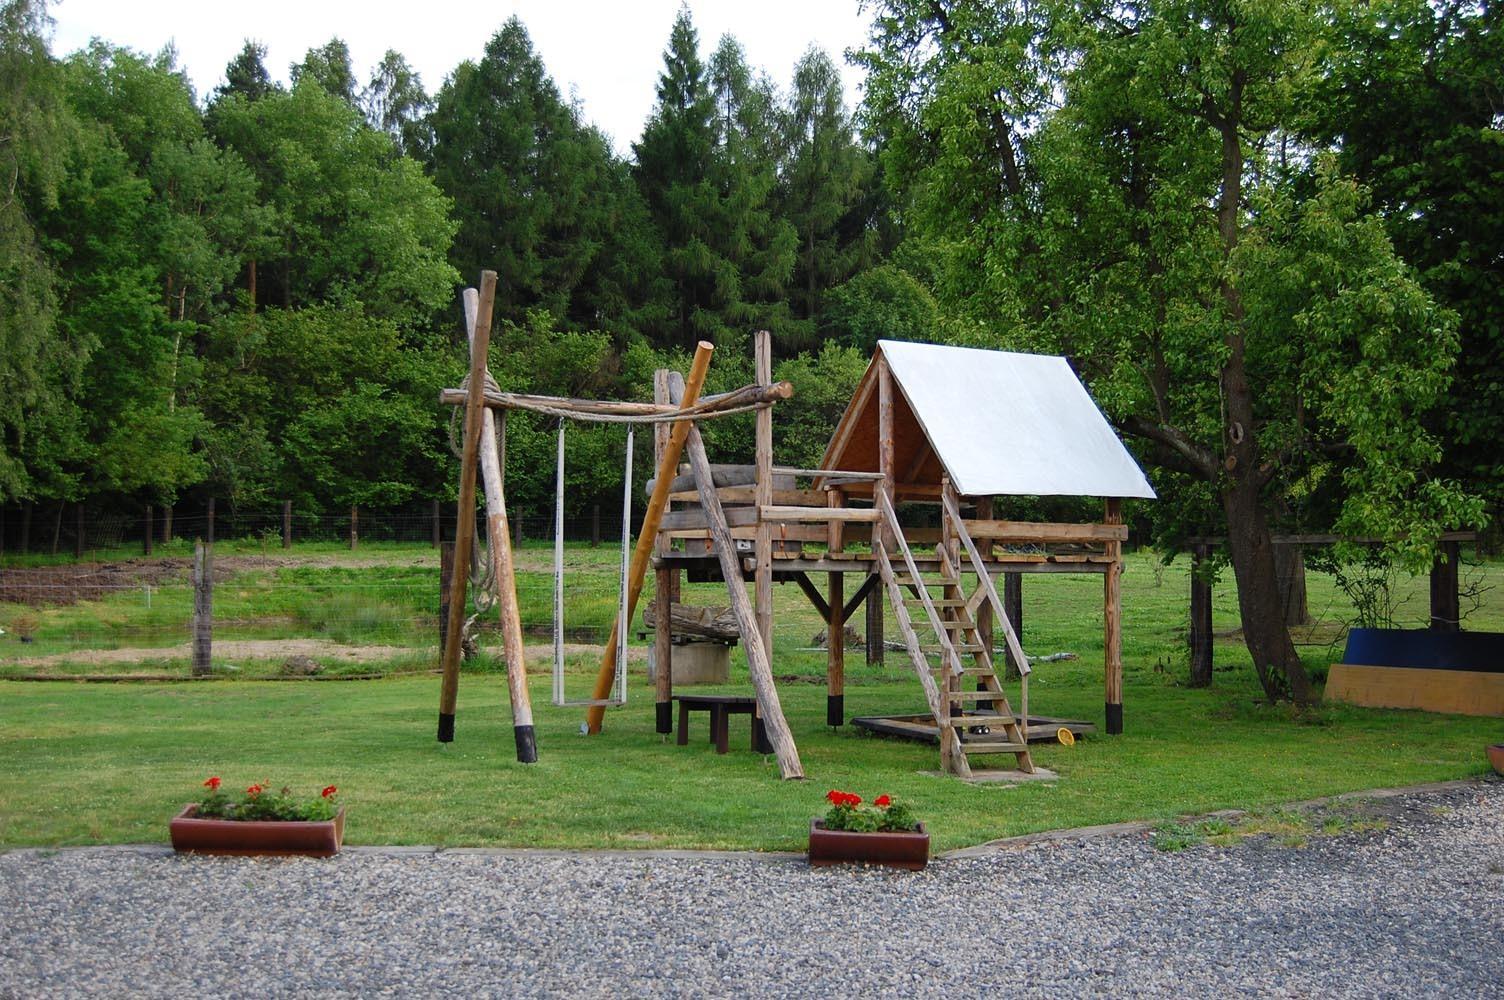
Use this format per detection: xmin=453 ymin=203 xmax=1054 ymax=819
xmin=436 ymin=273 xmax=794 ymax=766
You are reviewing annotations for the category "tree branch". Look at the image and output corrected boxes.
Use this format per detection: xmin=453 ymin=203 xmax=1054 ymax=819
xmin=1119 ymin=414 xmax=1218 ymax=480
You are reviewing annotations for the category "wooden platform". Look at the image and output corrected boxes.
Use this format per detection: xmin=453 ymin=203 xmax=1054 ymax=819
xmin=851 ymin=712 xmax=1097 ymax=745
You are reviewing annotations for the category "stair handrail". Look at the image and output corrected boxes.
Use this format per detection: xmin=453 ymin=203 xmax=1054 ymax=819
xmin=941 ymin=492 xmax=1031 ymax=677
xmin=875 ymin=490 xmax=966 ymax=678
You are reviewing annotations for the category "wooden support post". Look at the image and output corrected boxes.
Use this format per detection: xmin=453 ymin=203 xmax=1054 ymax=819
xmin=437 ymin=270 xmax=498 ymax=744
xmin=206 ymin=497 xmax=215 ymax=545
xmin=678 ymin=378 xmax=803 ymax=780
xmin=1189 ymin=542 xmax=1213 ymax=686
xmin=192 ymin=539 xmax=213 ymax=677
xmin=282 ymin=500 xmax=292 ymax=549
xmin=432 ymin=498 xmax=442 ymax=547
xmin=876 ymin=356 xmax=895 ymax=533
xmin=349 ymin=505 xmax=358 ymax=550
xmin=827 ymin=487 xmax=845 ymax=726
xmin=585 ymin=344 xmax=715 ymax=735
xmin=1104 ymin=497 xmax=1124 ymax=734
xmin=144 ymin=505 xmax=153 ymax=556
xmin=1430 ymin=538 xmax=1461 ymax=632
xmin=972 ymin=496 xmax=998 ymax=707
xmin=462 ymin=287 xmax=537 ymax=762
xmin=652 ymin=369 xmax=674 ymax=735
xmin=163 ymin=504 xmax=173 ymax=544
xmin=439 ymin=541 xmax=455 ymax=657
xmin=866 ymin=585 xmax=884 ymax=666
xmin=72 ymin=502 xmax=81 ymax=559
xmin=752 ymin=331 xmax=774 ymax=746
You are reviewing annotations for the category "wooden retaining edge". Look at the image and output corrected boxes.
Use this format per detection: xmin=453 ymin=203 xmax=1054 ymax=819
xmin=939 ymin=777 xmax=1492 ymax=858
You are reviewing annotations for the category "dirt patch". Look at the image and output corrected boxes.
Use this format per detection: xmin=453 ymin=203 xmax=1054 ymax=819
xmin=0 ymin=560 xmax=194 ymax=606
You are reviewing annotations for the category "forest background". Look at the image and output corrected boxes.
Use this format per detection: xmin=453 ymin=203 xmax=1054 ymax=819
xmin=2 ymin=0 xmax=1499 ymax=632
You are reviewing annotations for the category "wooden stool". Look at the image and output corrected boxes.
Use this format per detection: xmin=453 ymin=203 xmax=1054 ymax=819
xmin=673 ymin=695 xmax=767 ymax=754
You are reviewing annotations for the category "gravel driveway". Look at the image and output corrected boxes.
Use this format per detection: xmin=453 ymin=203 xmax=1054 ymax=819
xmin=2 ymin=781 xmax=1500 ymax=998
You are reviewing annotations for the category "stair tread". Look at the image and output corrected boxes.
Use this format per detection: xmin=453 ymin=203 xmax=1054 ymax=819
xmin=919 ymin=643 xmax=986 ymax=653
xmin=959 ymin=742 xmax=1029 ymax=753
xmin=946 ymin=689 xmax=1013 ymax=700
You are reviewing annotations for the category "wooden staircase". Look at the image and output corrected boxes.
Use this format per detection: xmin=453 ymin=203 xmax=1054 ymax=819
xmin=873 ymin=490 xmax=1034 ymax=778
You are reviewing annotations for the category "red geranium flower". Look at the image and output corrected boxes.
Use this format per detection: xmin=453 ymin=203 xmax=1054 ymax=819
xmin=875 ymin=794 xmax=891 ymax=808
xmin=246 ymin=783 xmax=264 ymax=795
xmin=844 ymin=792 xmax=862 ymax=807
xmin=321 ymin=785 xmax=337 ymax=798
xmin=826 ymin=789 xmax=844 ymax=805
xmin=203 ymin=776 xmax=221 ymax=791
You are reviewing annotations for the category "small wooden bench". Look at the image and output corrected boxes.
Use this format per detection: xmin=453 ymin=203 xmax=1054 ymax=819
xmin=673 ymin=694 xmax=769 ymax=754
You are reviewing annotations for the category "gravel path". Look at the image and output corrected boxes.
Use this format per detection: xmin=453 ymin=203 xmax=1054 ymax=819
xmin=2 ymin=781 xmax=1500 ymax=998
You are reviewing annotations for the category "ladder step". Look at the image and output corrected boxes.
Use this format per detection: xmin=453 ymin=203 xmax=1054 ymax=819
xmin=904 ymin=597 xmax=966 ymax=607
xmin=920 ymin=643 xmax=985 ymax=654
xmin=946 ymin=689 xmax=1011 ymax=701
xmin=930 ymin=667 xmax=995 ymax=677
xmin=959 ymin=741 xmax=1029 ymax=753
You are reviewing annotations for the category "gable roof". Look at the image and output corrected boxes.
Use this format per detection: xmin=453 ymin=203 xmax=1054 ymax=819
xmin=818 ymin=340 xmax=1156 ymax=499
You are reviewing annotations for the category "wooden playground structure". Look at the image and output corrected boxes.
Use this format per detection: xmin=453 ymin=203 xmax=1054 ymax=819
xmin=437 ymin=274 xmax=1155 ymax=780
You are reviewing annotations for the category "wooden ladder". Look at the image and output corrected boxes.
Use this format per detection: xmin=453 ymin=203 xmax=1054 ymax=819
xmin=874 ymin=492 xmax=1034 ymax=778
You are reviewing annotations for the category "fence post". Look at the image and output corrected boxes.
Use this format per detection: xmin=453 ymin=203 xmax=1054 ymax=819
xmin=1189 ymin=543 xmax=1214 ymax=686
xmin=514 ymin=508 xmax=522 ymax=548
xmin=163 ymin=504 xmax=173 ymax=544
xmin=72 ymin=502 xmax=82 ymax=559
xmin=1003 ymin=572 xmax=1024 ymax=679
xmin=432 ymin=499 xmax=441 ymax=547
xmin=439 ymin=541 xmax=456 ymax=656
xmin=865 ymin=584 xmax=884 ymax=666
xmin=282 ymin=500 xmax=292 ymax=549
xmin=192 ymin=539 xmax=213 ymax=676
xmin=206 ymin=497 xmax=215 ymax=545
xmin=350 ymin=505 xmax=358 ymax=550
xmin=144 ymin=505 xmax=153 ymax=556
xmin=1430 ymin=539 xmax=1461 ymax=632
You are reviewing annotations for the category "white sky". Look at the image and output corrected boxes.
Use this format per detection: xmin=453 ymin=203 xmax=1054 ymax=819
xmin=48 ymin=0 xmax=875 ymax=154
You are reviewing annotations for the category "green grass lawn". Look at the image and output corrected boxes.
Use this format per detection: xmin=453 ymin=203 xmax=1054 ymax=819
xmin=2 ymin=542 xmax=1502 ymax=851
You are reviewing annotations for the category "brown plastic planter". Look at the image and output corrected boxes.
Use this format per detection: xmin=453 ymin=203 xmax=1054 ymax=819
xmin=1488 ymin=744 xmax=1504 ymax=776
xmin=808 ymin=818 xmax=929 ymax=870
xmin=170 ymin=805 xmax=345 ymax=857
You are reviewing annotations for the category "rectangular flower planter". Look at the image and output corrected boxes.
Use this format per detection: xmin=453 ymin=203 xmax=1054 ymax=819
xmin=808 ymin=818 xmax=929 ymax=871
xmin=170 ymin=805 xmax=345 ymax=857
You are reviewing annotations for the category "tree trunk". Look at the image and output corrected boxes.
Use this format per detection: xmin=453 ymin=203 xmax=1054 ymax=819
xmin=1222 ymin=478 xmax=1310 ymax=704
xmin=1273 ymin=542 xmax=1310 ymax=627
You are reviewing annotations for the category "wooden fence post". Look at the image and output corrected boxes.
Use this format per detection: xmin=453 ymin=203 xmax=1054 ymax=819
xmin=144 ymin=505 xmax=153 ymax=556
xmin=432 ymin=499 xmax=441 ymax=547
xmin=192 ymin=539 xmax=213 ymax=676
xmin=206 ymin=497 xmax=215 ymax=545
xmin=282 ymin=500 xmax=292 ymax=549
xmin=349 ymin=505 xmax=358 ymax=550
xmin=73 ymin=502 xmax=82 ymax=559
xmin=163 ymin=504 xmax=173 ymax=544
xmin=1189 ymin=543 xmax=1214 ymax=686
xmin=1430 ymin=539 xmax=1461 ymax=632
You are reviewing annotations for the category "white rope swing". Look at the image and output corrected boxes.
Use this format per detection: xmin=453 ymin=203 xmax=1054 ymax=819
xmin=551 ymin=419 xmax=633 ymax=708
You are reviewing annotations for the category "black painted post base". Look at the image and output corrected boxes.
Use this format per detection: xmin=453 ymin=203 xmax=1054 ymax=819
xmin=437 ymin=712 xmax=455 ymax=743
xmin=826 ymin=694 xmax=844 ymax=727
xmin=754 ymin=718 xmax=772 ymax=755
xmin=656 ymin=701 xmax=673 ymax=735
xmin=513 ymin=724 xmax=537 ymax=763
xmin=1106 ymin=702 xmax=1123 ymax=735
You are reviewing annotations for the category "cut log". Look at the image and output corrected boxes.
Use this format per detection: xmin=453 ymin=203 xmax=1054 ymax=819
xmin=642 ymin=601 xmax=741 ymax=642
